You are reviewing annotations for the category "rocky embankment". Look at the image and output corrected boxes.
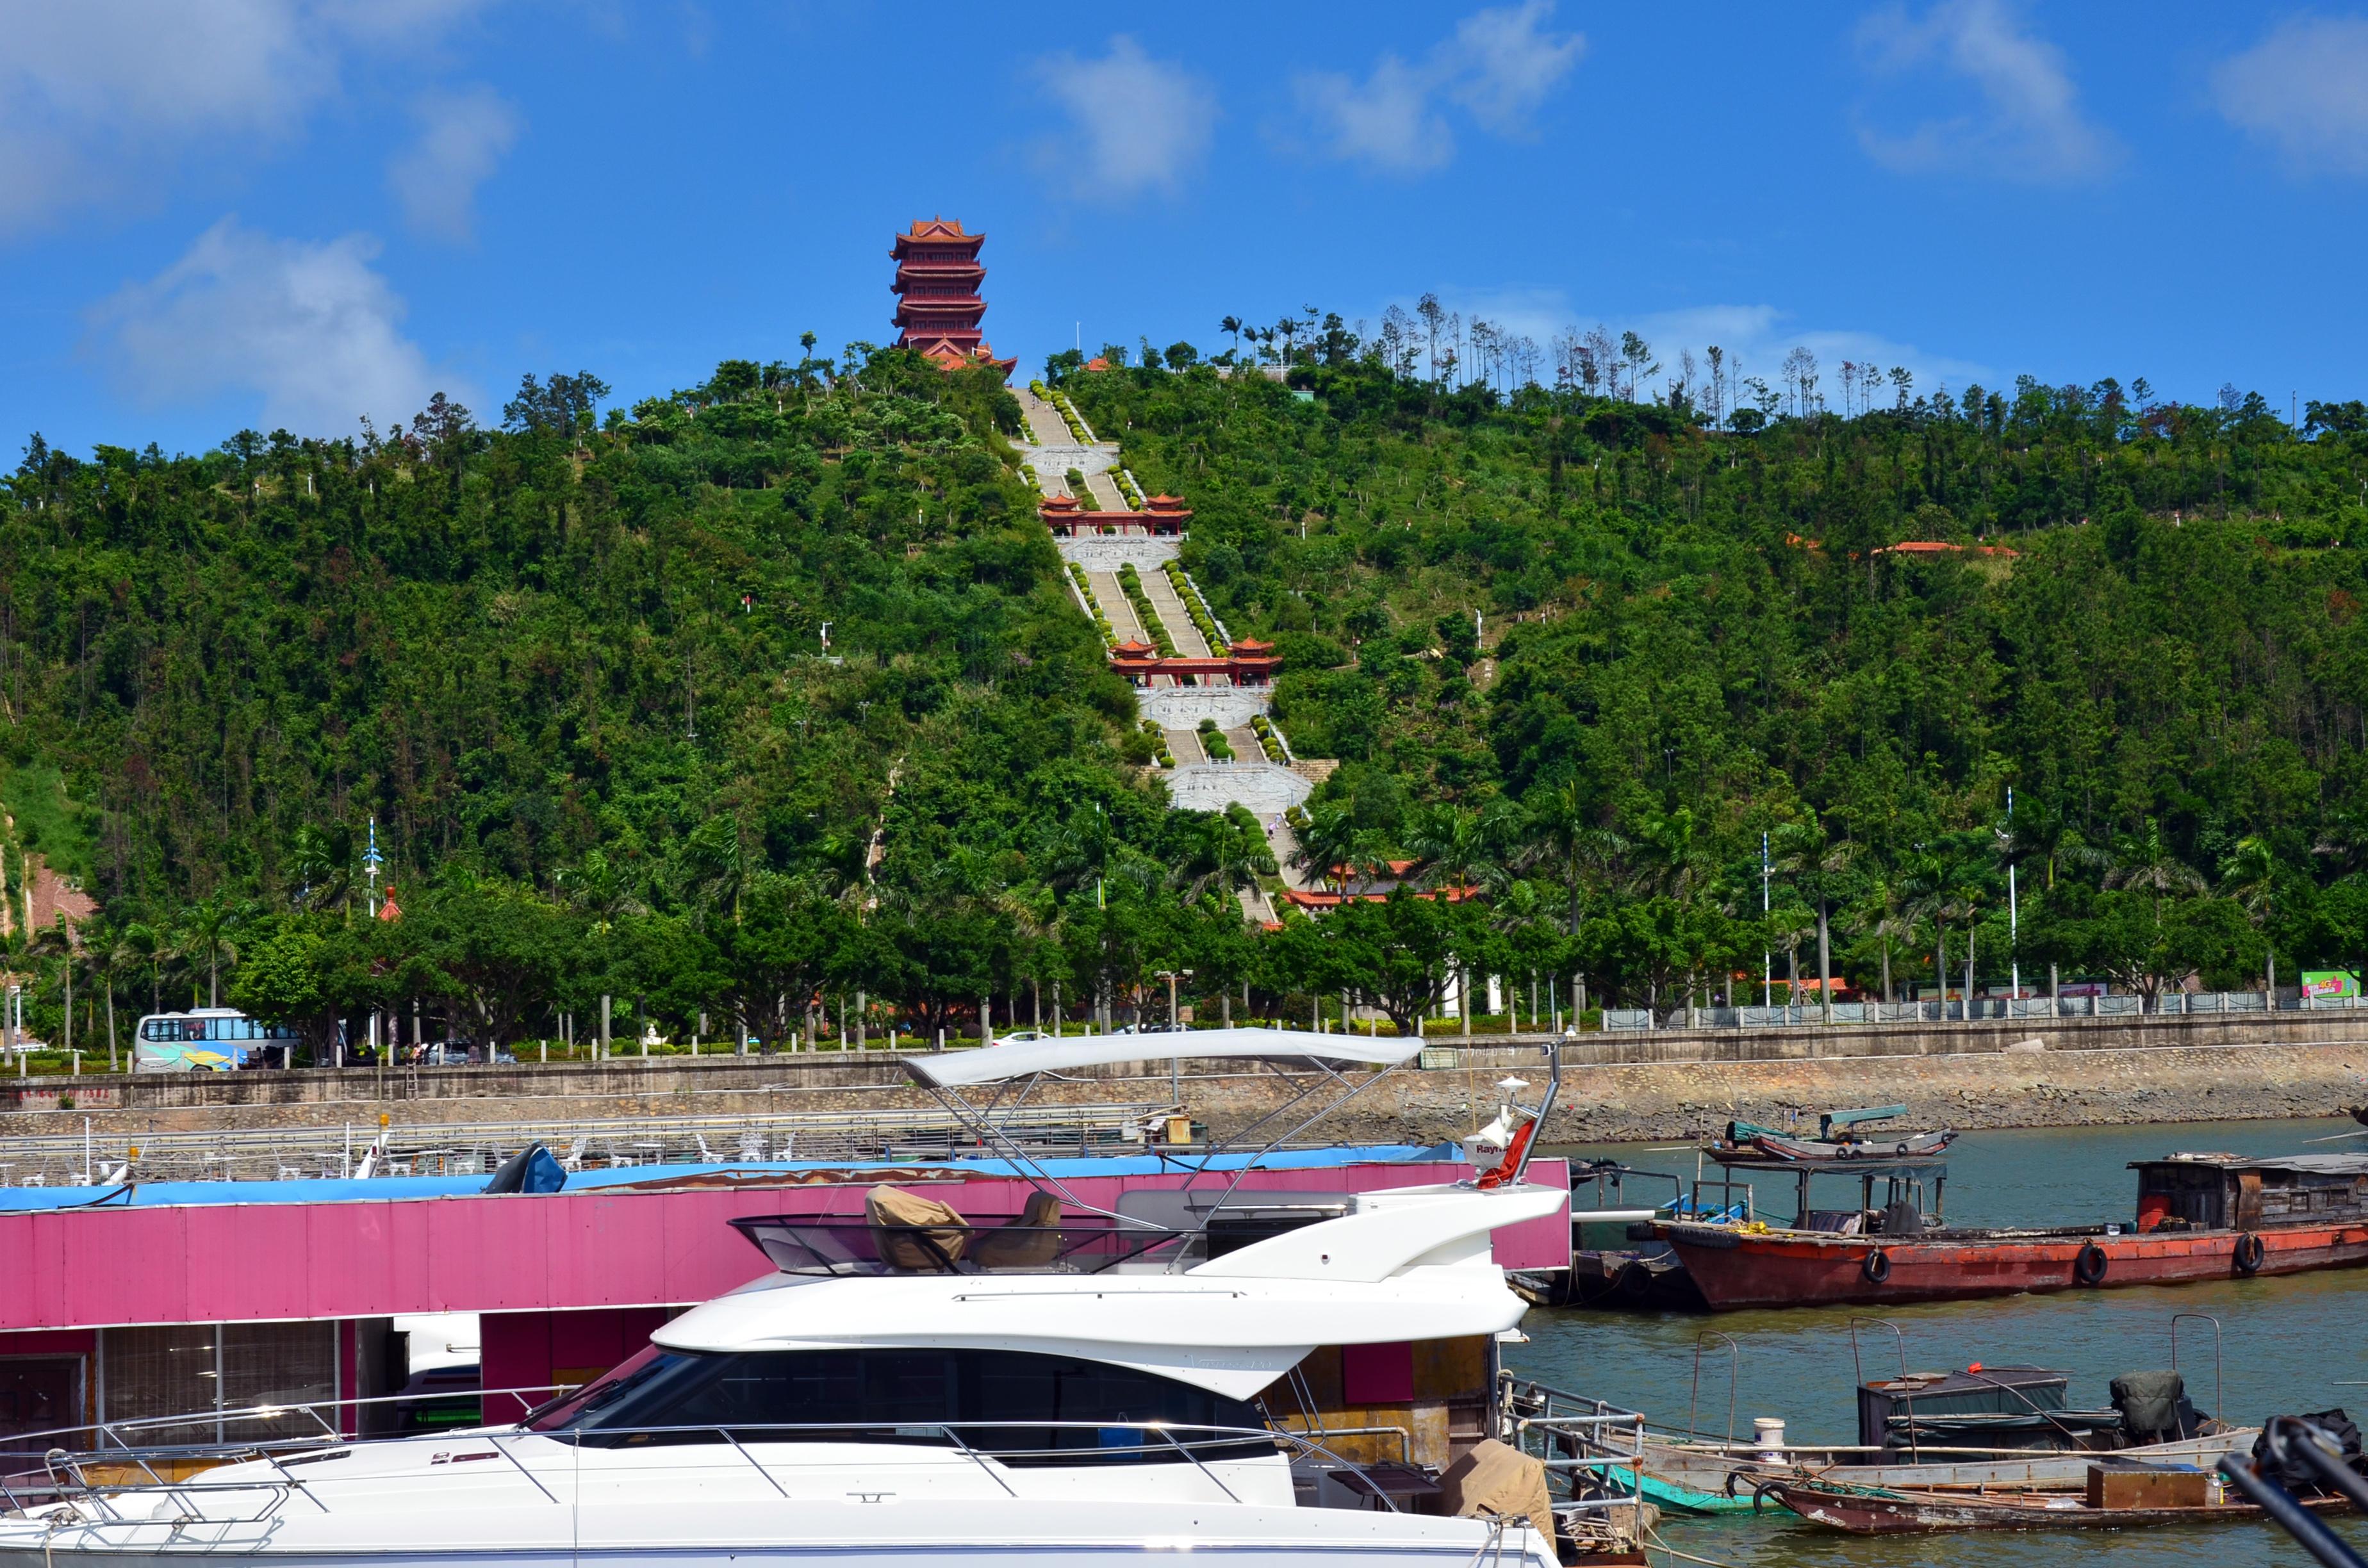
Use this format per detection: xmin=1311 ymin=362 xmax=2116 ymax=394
xmin=1313 ymin=1041 xmax=2368 ymax=1145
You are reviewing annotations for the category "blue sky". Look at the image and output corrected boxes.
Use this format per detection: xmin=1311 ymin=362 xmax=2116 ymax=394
xmin=5 ymin=0 xmax=2367 ymax=455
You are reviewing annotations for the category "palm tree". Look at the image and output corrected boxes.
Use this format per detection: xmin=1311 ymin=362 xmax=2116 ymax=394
xmin=1630 ymin=806 xmax=1711 ymax=902
xmin=1406 ymin=803 xmax=1499 ymax=1035
xmin=1290 ymin=801 xmax=1362 ymax=895
xmin=1405 ymin=803 xmax=1493 ymax=898
xmin=1517 ymin=780 xmax=1625 ymax=936
xmin=682 ymin=815 xmax=752 ymax=925
xmin=2103 ymin=817 xmax=2207 ymax=917
xmin=993 ymin=881 xmax=1062 ymax=1033
xmin=1219 ymin=316 xmax=1242 ymax=360
xmin=286 ymin=824 xmax=347 ymax=912
xmin=1854 ymin=868 xmax=1918 ymax=1006
xmin=1900 ymin=846 xmax=1959 ymax=1011
xmin=1772 ymin=821 xmax=1854 ymax=1020
xmin=113 ymin=921 xmax=166 ymax=1015
xmin=175 ymin=894 xmax=251 ymax=1008
xmin=564 ymin=849 xmax=647 ymax=938
xmin=2219 ymin=835 xmax=2287 ymax=999
xmin=1996 ymin=794 xmax=2081 ymax=998
xmin=1174 ymin=812 xmax=1276 ymax=909
xmin=26 ymin=917 xmax=74 ymax=1058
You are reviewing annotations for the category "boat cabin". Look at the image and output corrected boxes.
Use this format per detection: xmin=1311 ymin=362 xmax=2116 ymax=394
xmin=730 ymin=1188 xmax=1504 ymax=1471
xmin=1856 ymin=1366 xmax=2115 ymax=1453
xmin=1697 ymin=1154 xmax=1948 ymax=1235
xmin=2131 ymin=1153 xmax=2368 ymax=1232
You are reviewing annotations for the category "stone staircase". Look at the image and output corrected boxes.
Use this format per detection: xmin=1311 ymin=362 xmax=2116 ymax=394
xmin=1013 ymin=382 xmax=1320 ymax=892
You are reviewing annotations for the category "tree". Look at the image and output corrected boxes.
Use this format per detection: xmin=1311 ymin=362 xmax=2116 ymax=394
xmin=2219 ymin=835 xmax=2291 ymax=996
xmin=1518 ymin=778 xmax=1618 ymax=938
xmin=1771 ymin=822 xmax=1853 ymax=1018
xmin=2035 ymin=888 xmax=2260 ymax=1002
xmin=175 ymin=894 xmax=252 ymax=1008
xmin=402 ymin=879 xmax=574 ymax=1049
xmin=230 ymin=916 xmax=368 ymax=1063
xmin=1308 ymin=892 xmax=1466 ymax=1036
xmin=2102 ymin=817 xmax=2207 ymax=914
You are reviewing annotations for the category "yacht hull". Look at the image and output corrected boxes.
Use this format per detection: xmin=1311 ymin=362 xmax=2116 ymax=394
xmin=0 ymin=1501 xmax=1554 ymax=1568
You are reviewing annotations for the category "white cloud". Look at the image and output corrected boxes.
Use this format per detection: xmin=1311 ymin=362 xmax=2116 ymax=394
xmin=1854 ymin=0 xmax=2116 ymax=183
xmin=0 ymin=0 xmax=494 ymax=234
xmin=88 ymin=217 xmax=453 ymax=434
xmin=1443 ymin=2 xmax=1586 ymax=136
xmin=2213 ymin=16 xmax=2368 ymax=175
xmin=388 ymin=85 xmax=522 ymax=241
xmin=1294 ymin=1 xmax=1583 ymax=174
xmin=1297 ymin=57 xmax=1453 ymax=172
xmin=1033 ymin=37 xmax=1215 ymax=197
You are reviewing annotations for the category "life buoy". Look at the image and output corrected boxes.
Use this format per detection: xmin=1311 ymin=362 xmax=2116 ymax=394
xmin=2233 ymin=1232 xmax=2266 ymax=1275
xmin=1862 ymin=1248 xmax=1892 ymax=1284
xmin=2074 ymin=1241 xmax=2110 ymax=1286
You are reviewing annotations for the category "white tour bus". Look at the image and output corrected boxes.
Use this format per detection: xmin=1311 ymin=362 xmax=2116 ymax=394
xmin=133 ymin=1007 xmax=301 ymax=1072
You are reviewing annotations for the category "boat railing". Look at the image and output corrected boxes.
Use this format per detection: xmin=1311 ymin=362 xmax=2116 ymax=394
xmin=1682 ymin=1175 xmax=1754 ymax=1225
xmin=2173 ymin=1312 xmax=2226 ymax=1426
xmin=3 ymin=1409 xmax=1415 ymax=1524
xmin=1687 ymin=1332 xmax=1742 ymax=1446
xmin=1499 ymin=1396 xmax=1649 ymax=1523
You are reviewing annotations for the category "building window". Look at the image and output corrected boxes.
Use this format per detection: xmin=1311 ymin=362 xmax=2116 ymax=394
xmin=101 ymin=1323 xmax=337 ymax=1442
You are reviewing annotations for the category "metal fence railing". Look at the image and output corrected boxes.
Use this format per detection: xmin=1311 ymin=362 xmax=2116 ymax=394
xmin=0 ymin=1395 xmax=1422 ymax=1529
xmin=1587 ymin=990 xmax=2289 ymax=1033
xmin=0 ymin=1102 xmax=1176 ymax=1187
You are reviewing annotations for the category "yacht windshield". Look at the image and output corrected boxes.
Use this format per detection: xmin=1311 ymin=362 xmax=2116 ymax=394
xmin=523 ymin=1344 xmax=682 ymax=1430
xmin=527 ymin=1346 xmax=1272 ymax=1464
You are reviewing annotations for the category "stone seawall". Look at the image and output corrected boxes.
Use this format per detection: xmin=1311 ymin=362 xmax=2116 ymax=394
xmin=1 ymin=1015 xmax=2363 ymax=1143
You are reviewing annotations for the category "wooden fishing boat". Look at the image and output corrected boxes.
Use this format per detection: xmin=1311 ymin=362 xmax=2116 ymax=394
xmin=1713 ymin=1105 xmax=1957 ymax=1164
xmin=1659 ymin=1152 xmax=2368 ymax=1310
xmin=1765 ymin=1474 xmax=2353 ymax=1533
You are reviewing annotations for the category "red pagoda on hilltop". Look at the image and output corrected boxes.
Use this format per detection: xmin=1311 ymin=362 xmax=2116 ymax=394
xmin=890 ymin=217 xmax=1016 ymax=377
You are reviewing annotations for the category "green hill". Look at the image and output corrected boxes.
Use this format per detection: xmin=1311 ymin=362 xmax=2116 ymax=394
xmin=6 ymin=340 xmax=2368 ymax=1053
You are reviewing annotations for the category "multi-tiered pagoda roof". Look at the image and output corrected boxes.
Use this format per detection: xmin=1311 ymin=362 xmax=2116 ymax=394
xmin=891 ymin=217 xmax=1015 ymax=377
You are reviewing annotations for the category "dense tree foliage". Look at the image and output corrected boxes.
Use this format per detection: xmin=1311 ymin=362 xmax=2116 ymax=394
xmin=1064 ymin=338 xmax=2368 ymax=1010
xmin=8 ymin=325 xmax=2368 ymax=1061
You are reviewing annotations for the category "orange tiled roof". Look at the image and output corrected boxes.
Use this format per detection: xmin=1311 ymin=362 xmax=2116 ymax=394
xmin=1873 ymin=540 xmax=2019 ymax=558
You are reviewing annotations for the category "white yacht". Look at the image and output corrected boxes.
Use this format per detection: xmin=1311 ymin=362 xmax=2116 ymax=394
xmin=0 ymin=1033 xmax=1581 ymax=1568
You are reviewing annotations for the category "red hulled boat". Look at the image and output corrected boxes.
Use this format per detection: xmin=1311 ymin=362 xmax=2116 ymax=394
xmin=1657 ymin=1152 xmax=2368 ymax=1311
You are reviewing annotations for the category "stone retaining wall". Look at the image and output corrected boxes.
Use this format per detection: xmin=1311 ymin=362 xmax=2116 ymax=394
xmin=3 ymin=1015 xmax=2363 ymax=1144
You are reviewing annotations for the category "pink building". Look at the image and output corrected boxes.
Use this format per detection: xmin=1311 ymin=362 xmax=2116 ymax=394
xmin=0 ymin=1150 xmax=1568 ymax=1444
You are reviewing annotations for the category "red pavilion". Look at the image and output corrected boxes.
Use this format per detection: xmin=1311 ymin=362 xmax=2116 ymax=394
xmin=890 ymin=217 xmax=1017 ymax=377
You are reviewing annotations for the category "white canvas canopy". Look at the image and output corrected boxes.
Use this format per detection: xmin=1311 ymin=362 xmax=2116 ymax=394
xmin=901 ymin=1027 xmax=1422 ymax=1089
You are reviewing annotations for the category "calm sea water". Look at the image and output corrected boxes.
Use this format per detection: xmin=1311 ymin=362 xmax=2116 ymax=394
xmin=1511 ymin=1118 xmax=2368 ymax=1567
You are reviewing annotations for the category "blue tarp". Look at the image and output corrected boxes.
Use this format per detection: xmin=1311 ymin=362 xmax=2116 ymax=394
xmin=0 ymin=1143 xmax=1451 ymax=1213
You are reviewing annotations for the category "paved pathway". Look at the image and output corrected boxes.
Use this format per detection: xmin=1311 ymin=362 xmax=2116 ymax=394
xmin=1016 ymin=384 xmax=1313 ymax=892
xmin=1014 ymin=385 xmax=1072 ymax=449
xmin=1087 ymin=571 xmax=1147 ymax=642
xmin=1139 ymin=571 xmax=1212 ymax=658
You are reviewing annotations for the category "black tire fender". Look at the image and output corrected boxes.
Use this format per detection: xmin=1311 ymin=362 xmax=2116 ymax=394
xmin=1751 ymin=1478 xmax=1789 ymax=1515
xmin=2233 ymin=1231 xmax=2266 ymax=1275
xmin=2074 ymin=1241 xmax=2109 ymax=1286
xmin=1862 ymin=1248 xmax=1892 ymax=1284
